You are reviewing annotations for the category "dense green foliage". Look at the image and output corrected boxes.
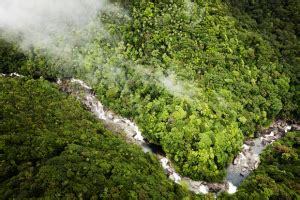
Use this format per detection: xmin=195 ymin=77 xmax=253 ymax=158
xmin=226 ymin=0 xmax=300 ymax=120
xmin=0 ymin=0 xmax=299 ymax=181
xmin=220 ymin=131 xmax=300 ymax=199
xmin=0 ymin=77 xmax=201 ymax=199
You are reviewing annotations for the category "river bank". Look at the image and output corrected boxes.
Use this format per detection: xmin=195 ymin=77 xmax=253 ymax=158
xmin=1 ymin=73 xmax=298 ymax=195
xmin=57 ymin=77 xmax=298 ymax=195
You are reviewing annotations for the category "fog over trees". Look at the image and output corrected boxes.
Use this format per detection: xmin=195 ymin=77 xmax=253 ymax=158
xmin=0 ymin=0 xmax=299 ymax=199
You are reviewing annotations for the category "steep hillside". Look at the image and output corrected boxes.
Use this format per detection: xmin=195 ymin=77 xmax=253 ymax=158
xmin=0 ymin=0 xmax=298 ymax=182
xmin=0 ymin=77 xmax=200 ymax=199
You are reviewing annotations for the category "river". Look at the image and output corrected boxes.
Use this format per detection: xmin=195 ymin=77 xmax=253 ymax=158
xmin=58 ymin=78 xmax=298 ymax=195
xmin=2 ymin=73 xmax=298 ymax=195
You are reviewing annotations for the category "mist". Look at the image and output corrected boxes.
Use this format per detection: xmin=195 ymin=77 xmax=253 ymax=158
xmin=0 ymin=0 xmax=198 ymax=99
xmin=0 ymin=0 xmax=106 ymax=41
xmin=0 ymin=0 xmax=110 ymax=68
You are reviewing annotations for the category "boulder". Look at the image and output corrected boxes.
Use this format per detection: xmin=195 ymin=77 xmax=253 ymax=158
xmin=241 ymin=167 xmax=247 ymax=172
xmin=266 ymin=135 xmax=276 ymax=141
xmin=260 ymin=129 xmax=270 ymax=136
xmin=291 ymin=124 xmax=300 ymax=131
xmin=274 ymin=120 xmax=286 ymax=129
xmin=233 ymin=157 xmax=238 ymax=165
xmin=245 ymin=140 xmax=252 ymax=145
xmin=249 ymin=141 xmax=255 ymax=146
xmin=254 ymin=161 xmax=259 ymax=169
xmin=240 ymin=170 xmax=248 ymax=176
xmin=277 ymin=128 xmax=286 ymax=135
xmin=207 ymin=183 xmax=226 ymax=193
xmin=261 ymin=139 xmax=268 ymax=146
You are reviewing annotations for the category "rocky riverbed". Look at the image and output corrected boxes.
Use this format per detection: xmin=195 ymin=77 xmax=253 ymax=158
xmin=57 ymin=78 xmax=221 ymax=194
xmin=226 ymin=120 xmax=294 ymax=186
xmin=3 ymin=73 xmax=297 ymax=195
xmin=57 ymin=78 xmax=299 ymax=195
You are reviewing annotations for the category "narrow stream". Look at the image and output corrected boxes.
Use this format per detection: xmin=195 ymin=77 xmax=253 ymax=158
xmin=226 ymin=123 xmax=292 ymax=187
xmin=2 ymin=73 xmax=299 ymax=195
xmin=58 ymin=78 xmax=299 ymax=195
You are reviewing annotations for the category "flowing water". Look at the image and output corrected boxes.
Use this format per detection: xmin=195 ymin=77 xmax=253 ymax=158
xmin=57 ymin=78 xmax=298 ymax=195
xmin=59 ymin=78 xmax=297 ymax=195
xmin=226 ymin=125 xmax=291 ymax=187
xmin=1 ymin=73 xmax=297 ymax=195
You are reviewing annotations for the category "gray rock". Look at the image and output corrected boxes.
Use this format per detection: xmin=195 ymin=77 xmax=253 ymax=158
xmin=245 ymin=140 xmax=255 ymax=146
xmin=254 ymin=161 xmax=259 ymax=169
xmin=266 ymin=135 xmax=276 ymax=141
xmin=233 ymin=157 xmax=238 ymax=165
xmin=241 ymin=167 xmax=247 ymax=172
xmin=278 ymin=128 xmax=286 ymax=135
xmin=207 ymin=183 xmax=226 ymax=193
xmin=240 ymin=171 xmax=247 ymax=177
xmin=261 ymin=139 xmax=268 ymax=146
xmin=291 ymin=124 xmax=300 ymax=131
xmin=260 ymin=129 xmax=270 ymax=136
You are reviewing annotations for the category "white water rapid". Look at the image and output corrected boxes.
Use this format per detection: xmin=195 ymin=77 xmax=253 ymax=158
xmin=57 ymin=78 xmax=299 ymax=195
xmin=2 ymin=73 xmax=298 ymax=195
